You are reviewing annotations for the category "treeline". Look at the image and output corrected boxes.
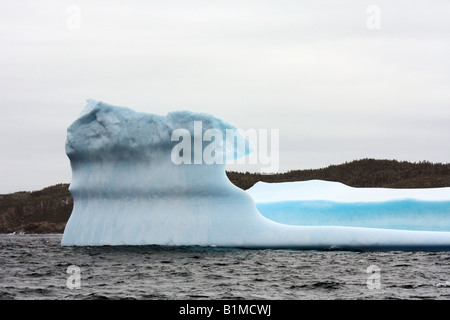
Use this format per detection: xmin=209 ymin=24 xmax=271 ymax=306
xmin=0 ymin=183 xmax=72 ymax=233
xmin=226 ymin=158 xmax=450 ymax=190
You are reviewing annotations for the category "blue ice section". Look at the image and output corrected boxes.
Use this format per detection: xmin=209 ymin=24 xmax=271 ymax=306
xmin=61 ymin=100 xmax=450 ymax=250
xmin=256 ymin=200 xmax=450 ymax=231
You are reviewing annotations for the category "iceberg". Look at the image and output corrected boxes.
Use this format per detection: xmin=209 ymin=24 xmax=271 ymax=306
xmin=248 ymin=180 xmax=450 ymax=232
xmin=61 ymin=100 xmax=450 ymax=250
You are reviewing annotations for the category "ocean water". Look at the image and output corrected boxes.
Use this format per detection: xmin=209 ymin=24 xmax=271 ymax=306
xmin=0 ymin=234 xmax=449 ymax=300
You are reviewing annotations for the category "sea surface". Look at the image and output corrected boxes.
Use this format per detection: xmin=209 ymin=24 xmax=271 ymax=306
xmin=1 ymin=234 xmax=449 ymax=300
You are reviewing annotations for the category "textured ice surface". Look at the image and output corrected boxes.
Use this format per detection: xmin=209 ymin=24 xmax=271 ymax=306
xmin=62 ymin=100 xmax=450 ymax=250
xmin=248 ymin=181 xmax=450 ymax=232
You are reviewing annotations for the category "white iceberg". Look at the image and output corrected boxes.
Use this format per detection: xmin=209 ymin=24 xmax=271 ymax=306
xmin=61 ymin=100 xmax=450 ymax=250
xmin=247 ymin=180 xmax=450 ymax=232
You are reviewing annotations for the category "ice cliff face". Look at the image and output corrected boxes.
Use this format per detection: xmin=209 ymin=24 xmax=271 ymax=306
xmin=61 ymin=101 xmax=450 ymax=250
xmin=62 ymin=100 xmax=262 ymax=246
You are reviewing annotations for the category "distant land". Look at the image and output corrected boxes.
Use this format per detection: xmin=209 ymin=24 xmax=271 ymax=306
xmin=1 ymin=158 xmax=449 ymax=234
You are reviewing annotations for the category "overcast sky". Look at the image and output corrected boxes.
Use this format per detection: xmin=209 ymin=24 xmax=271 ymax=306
xmin=1 ymin=0 xmax=449 ymax=193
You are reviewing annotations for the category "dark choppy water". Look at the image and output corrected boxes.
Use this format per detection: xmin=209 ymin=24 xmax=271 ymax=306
xmin=1 ymin=234 xmax=449 ymax=300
